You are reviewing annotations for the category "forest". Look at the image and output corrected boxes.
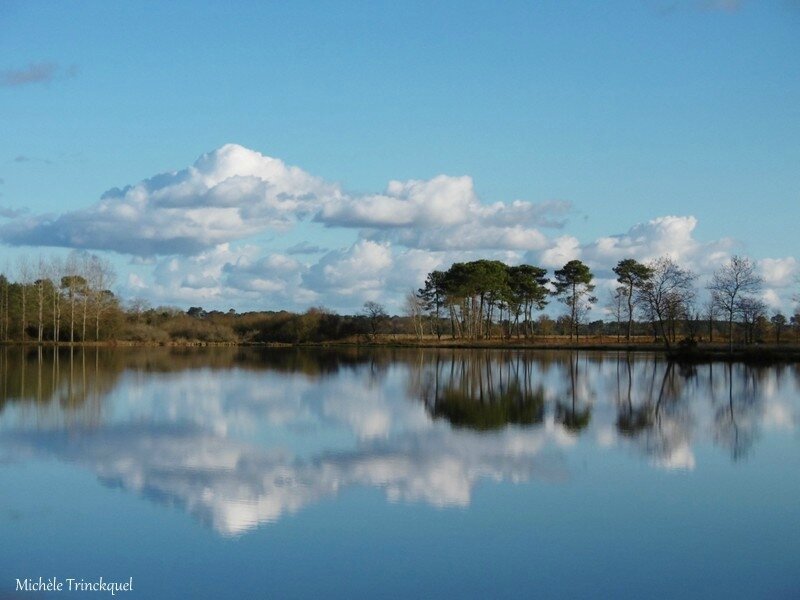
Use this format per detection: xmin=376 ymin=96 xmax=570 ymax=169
xmin=0 ymin=251 xmax=798 ymax=350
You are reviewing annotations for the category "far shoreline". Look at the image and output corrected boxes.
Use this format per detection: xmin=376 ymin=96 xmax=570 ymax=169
xmin=3 ymin=338 xmax=800 ymax=364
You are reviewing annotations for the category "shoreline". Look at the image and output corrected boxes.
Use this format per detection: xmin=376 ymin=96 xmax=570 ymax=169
xmin=2 ymin=339 xmax=799 ymax=363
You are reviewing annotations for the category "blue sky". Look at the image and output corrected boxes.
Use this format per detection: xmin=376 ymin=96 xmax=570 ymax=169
xmin=0 ymin=0 xmax=798 ymax=312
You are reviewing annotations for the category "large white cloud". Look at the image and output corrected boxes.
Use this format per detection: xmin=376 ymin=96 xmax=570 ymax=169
xmin=2 ymin=143 xmax=793 ymax=312
xmin=530 ymin=216 xmax=800 ymax=313
xmin=578 ymin=215 xmax=734 ymax=271
xmin=2 ymin=144 xmax=340 ymax=255
xmin=318 ymin=174 xmax=568 ymax=251
xmin=1 ymin=143 xmax=567 ymax=257
xmin=302 ymin=239 xmax=394 ymax=301
xmin=115 ymin=219 xmax=794 ymax=314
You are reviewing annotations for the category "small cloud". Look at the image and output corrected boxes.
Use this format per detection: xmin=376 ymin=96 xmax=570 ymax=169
xmin=12 ymin=155 xmax=52 ymax=165
xmin=0 ymin=206 xmax=28 ymax=219
xmin=286 ymin=241 xmax=328 ymax=255
xmin=699 ymin=0 xmax=742 ymax=11
xmin=0 ymin=62 xmax=78 ymax=87
xmin=1 ymin=62 xmax=58 ymax=87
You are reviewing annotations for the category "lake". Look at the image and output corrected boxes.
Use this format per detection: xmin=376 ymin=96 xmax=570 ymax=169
xmin=1 ymin=347 xmax=798 ymax=599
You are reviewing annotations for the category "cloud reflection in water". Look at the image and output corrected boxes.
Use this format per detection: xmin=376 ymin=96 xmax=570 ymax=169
xmin=0 ymin=348 xmax=797 ymax=536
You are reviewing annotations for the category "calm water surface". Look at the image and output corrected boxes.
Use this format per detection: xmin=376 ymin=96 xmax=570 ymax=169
xmin=1 ymin=347 xmax=798 ymax=598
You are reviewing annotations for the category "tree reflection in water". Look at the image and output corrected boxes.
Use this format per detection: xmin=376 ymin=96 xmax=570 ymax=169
xmin=0 ymin=347 xmax=797 ymax=534
xmin=554 ymin=352 xmax=591 ymax=433
xmin=0 ymin=348 xmax=793 ymax=456
xmin=615 ymin=353 xmax=652 ymax=437
xmin=416 ymin=351 xmax=545 ymax=430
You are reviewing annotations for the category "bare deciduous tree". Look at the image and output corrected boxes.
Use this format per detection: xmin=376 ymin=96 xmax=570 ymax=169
xmin=636 ymin=256 xmax=696 ymax=349
xmin=17 ymin=256 xmax=33 ymax=341
xmin=404 ymin=291 xmax=425 ymax=340
xmin=607 ymin=286 xmax=627 ymax=343
xmin=362 ymin=301 xmax=388 ymax=338
xmin=88 ymin=255 xmax=117 ymax=341
xmin=709 ymin=256 xmax=763 ymax=351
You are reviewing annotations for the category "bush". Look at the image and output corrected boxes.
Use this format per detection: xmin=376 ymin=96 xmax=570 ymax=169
xmin=120 ymin=323 xmax=171 ymax=343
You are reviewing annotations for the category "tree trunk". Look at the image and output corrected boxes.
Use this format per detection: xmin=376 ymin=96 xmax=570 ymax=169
xmin=626 ymin=282 xmax=634 ymax=341
xmin=728 ymin=314 xmax=734 ymax=352
xmin=20 ymin=286 xmax=26 ymax=341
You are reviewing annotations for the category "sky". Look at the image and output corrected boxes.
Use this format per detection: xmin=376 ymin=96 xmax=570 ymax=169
xmin=0 ymin=0 xmax=798 ymax=314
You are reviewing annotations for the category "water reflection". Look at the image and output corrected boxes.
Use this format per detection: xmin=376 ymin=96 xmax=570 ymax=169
xmin=0 ymin=347 xmax=798 ymax=536
xmin=417 ymin=353 xmax=546 ymax=429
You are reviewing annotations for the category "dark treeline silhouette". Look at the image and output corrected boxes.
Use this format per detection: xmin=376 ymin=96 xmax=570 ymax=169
xmin=1 ymin=252 xmax=798 ymax=350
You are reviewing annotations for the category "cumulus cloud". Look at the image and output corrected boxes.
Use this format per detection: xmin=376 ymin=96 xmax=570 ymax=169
xmin=318 ymin=174 xmax=567 ymax=232
xmin=758 ymin=257 xmax=797 ymax=288
xmin=0 ymin=142 xmax=794 ymax=312
xmin=538 ymin=235 xmax=581 ymax=269
xmin=319 ymin=175 xmax=569 ymax=251
xmin=132 ymin=244 xmax=263 ymax=307
xmin=121 ymin=243 xmax=319 ymax=310
xmin=0 ymin=144 xmax=567 ymax=256
xmin=124 ymin=217 xmax=792 ymax=314
xmin=1 ymin=144 xmax=341 ymax=255
xmin=303 ymin=240 xmax=393 ymax=300
xmin=579 ymin=215 xmax=734 ymax=271
xmin=531 ymin=215 xmax=735 ymax=288
xmin=528 ymin=215 xmax=800 ymax=313
xmin=318 ymin=175 xmax=477 ymax=228
xmin=371 ymin=222 xmax=551 ymax=252
xmin=223 ymin=251 xmax=317 ymax=307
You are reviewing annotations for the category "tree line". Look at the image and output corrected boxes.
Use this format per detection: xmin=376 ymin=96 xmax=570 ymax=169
xmin=408 ymin=254 xmax=797 ymax=349
xmin=0 ymin=252 xmax=117 ymax=343
xmin=0 ymin=251 xmax=797 ymax=348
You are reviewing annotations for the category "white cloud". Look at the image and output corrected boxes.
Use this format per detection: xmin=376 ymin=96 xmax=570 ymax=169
xmin=2 ymin=144 xmax=340 ymax=255
xmin=374 ymin=222 xmax=550 ymax=252
xmin=1 ymin=144 xmax=567 ymax=257
xmin=303 ymin=240 xmax=393 ymax=300
xmin=579 ymin=215 xmax=734 ymax=271
xmin=759 ymin=257 xmax=798 ymax=288
xmin=318 ymin=175 xmax=477 ymax=228
xmin=538 ymin=235 xmax=581 ymax=268
xmin=0 ymin=143 xmax=794 ymax=312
